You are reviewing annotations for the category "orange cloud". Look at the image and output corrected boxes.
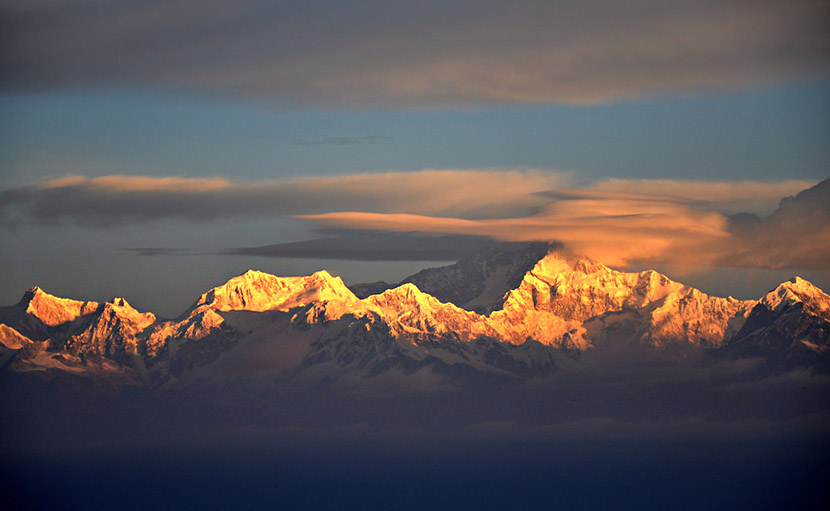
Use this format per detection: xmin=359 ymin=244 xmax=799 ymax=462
xmin=299 ymin=192 xmax=731 ymax=267
xmin=1 ymin=169 xmax=569 ymax=226
xmin=588 ymin=179 xmax=815 ymax=215
xmin=4 ymin=171 xmax=827 ymax=270
xmin=42 ymin=174 xmax=233 ymax=193
xmin=269 ymin=169 xmax=566 ymax=218
xmin=299 ymin=179 xmax=830 ymax=269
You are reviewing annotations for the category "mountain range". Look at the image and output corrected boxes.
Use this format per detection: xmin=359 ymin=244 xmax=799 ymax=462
xmin=2 ymin=245 xmax=828 ymax=388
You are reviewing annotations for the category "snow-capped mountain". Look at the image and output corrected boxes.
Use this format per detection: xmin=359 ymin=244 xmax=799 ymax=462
xmin=1 ymin=246 xmax=826 ymax=386
xmin=0 ymin=288 xmax=155 ymax=378
xmin=487 ymin=253 xmax=755 ymax=350
xmin=720 ymin=277 xmax=830 ymax=370
xmin=350 ymin=242 xmax=552 ymax=314
xmin=189 ymin=269 xmax=361 ymax=314
xmin=0 ymin=286 xmax=99 ymax=341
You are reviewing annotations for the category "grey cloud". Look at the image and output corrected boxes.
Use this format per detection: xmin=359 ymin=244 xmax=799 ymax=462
xmin=0 ymin=170 xmax=560 ymax=227
xmin=302 ymin=178 xmax=830 ymax=270
xmin=227 ymin=232 xmax=501 ymax=262
xmin=120 ymin=247 xmax=200 ymax=256
xmin=3 ymin=173 xmax=827 ymax=271
xmin=1 ymin=0 xmax=827 ymax=107
xmin=291 ymin=136 xmax=393 ymax=146
xmin=121 ymin=231 xmax=507 ymax=262
xmin=719 ymin=178 xmax=830 ymax=270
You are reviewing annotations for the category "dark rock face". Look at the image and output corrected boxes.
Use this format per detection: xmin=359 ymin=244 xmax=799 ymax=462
xmin=393 ymin=242 xmax=554 ymax=313
xmin=349 ymin=242 xmax=554 ymax=313
xmin=349 ymin=281 xmax=394 ymax=300
xmin=723 ymin=294 xmax=830 ymax=372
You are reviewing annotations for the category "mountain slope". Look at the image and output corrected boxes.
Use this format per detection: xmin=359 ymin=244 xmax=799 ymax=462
xmin=488 ymin=252 xmax=754 ymax=349
xmin=350 ymin=242 xmax=552 ymax=313
xmin=190 ymin=269 xmax=360 ymax=314
xmin=0 ymin=286 xmax=99 ymax=342
xmin=721 ymin=277 xmax=830 ymax=370
xmin=1 ymin=249 xmax=826 ymax=386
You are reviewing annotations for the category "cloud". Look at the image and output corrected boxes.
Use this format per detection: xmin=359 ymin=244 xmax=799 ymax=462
xmin=586 ymin=179 xmax=817 ymax=215
xmin=42 ymin=174 xmax=233 ymax=193
xmin=0 ymin=169 xmax=566 ymax=226
xmin=1 ymin=0 xmax=827 ymax=107
xmin=300 ymin=178 xmax=830 ymax=269
xmin=300 ymin=194 xmax=732 ymax=267
xmin=227 ymin=232 xmax=503 ymax=262
xmin=3 ymin=171 xmax=827 ymax=270
xmin=719 ymin=179 xmax=830 ymax=270
xmin=120 ymin=248 xmax=200 ymax=257
xmin=291 ymin=136 xmax=393 ymax=146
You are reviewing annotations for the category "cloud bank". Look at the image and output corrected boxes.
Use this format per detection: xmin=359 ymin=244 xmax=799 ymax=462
xmin=0 ymin=169 xmax=562 ymax=226
xmin=299 ymin=178 xmax=829 ymax=269
xmin=228 ymin=232 xmax=504 ymax=262
xmin=587 ymin=179 xmax=819 ymax=215
xmin=1 ymin=171 xmax=826 ymax=270
xmin=300 ymin=195 xmax=732 ymax=267
xmin=1 ymin=0 xmax=827 ymax=107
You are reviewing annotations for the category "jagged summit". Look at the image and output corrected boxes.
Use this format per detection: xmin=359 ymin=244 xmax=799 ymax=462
xmin=351 ymin=242 xmax=553 ymax=313
xmin=512 ymin=250 xmax=695 ymax=320
xmin=489 ymin=250 xmax=756 ymax=348
xmin=19 ymin=285 xmax=57 ymax=306
xmin=761 ymin=276 xmax=830 ymax=317
xmin=102 ymin=297 xmax=154 ymax=322
xmin=2 ymin=247 xmax=828 ymax=384
xmin=370 ymin=282 xmax=431 ymax=302
xmin=723 ymin=275 xmax=830 ymax=368
xmin=190 ymin=268 xmax=359 ymax=313
xmin=366 ymin=282 xmax=492 ymax=341
xmin=367 ymin=282 xmax=461 ymax=317
xmin=17 ymin=286 xmax=99 ymax=327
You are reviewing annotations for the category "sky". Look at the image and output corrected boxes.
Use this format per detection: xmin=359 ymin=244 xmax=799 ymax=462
xmin=0 ymin=0 xmax=829 ymax=317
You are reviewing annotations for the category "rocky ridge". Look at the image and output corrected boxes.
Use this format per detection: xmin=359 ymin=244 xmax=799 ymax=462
xmin=1 ymin=247 xmax=827 ymax=385
xmin=719 ymin=278 xmax=830 ymax=370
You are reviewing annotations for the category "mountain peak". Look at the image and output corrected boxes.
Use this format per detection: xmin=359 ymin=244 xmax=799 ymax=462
xmin=191 ymin=269 xmax=358 ymax=313
xmin=387 ymin=282 xmax=422 ymax=295
xmin=532 ymin=250 xmax=574 ymax=276
xmin=762 ymin=277 xmax=830 ymax=317
xmin=573 ymin=257 xmax=608 ymax=275
xmin=110 ymin=297 xmax=129 ymax=308
xmin=25 ymin=285 xmax=43 ymax=295
xmin=530 ymin=250 xmax=616 ymax=279
xmin=232 ymin=269 xmax=277 ymax=284
xmin=95 ymin=297 xmax=157 ymax=332
xmin=18 ymin=286 xmax=99 ymax=327
xmin=368 ymin=283 xmax=437 ymax=308
xmin=492 ymin=248 xmax=756 ymax=347
xmin=104 ymin=297 xmax=151 ymax=318
xmin=366 ymin=282 xmax=492 ymax=342
xmin=308 ymin=269 xmax=344 ymax=286
xmin=373 ymin=241 xmax=553 ymax=314
xmin=786 ymin=276 xmax=815 ymax=288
